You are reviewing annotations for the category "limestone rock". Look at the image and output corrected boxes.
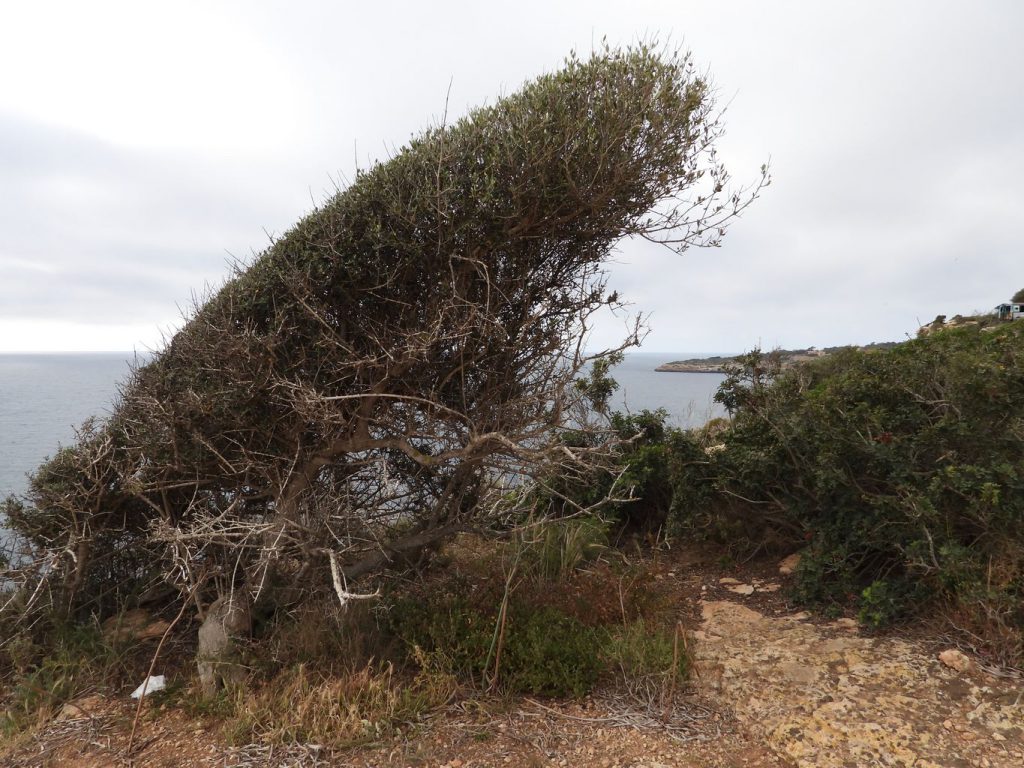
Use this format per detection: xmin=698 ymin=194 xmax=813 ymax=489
xmin=727 ymin=584 xmax=756 ymax=595
xmin=56 ymin=694 xmax=105 ymax=721
xmin=938 ymin=649 xmax=974 ymax=674
xmin=778 ymin=553 xmax=801 ymax=575
xmin=102 ymin=608 xmax=169 ymax=643
xmin=693 ymin=599 xmax=1023 ymax=767
xmin=197 ymin=592 xmax=252 ymax=696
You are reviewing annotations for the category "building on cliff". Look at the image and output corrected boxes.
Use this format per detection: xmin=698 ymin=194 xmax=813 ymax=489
xmin=995 ymin=301 xmax=1024 ymax=321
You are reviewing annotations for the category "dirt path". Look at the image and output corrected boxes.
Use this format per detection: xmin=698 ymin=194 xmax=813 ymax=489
xmin=1 ymin=692 xmax=784 ymax=767
xmin=694 ymin=589 xmax=1023 ymax=767
xmin=3 ymin=554 xmax=1022 ymax=767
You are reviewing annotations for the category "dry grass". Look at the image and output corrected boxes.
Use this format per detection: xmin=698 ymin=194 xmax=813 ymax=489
xmin=225 ymin=656 xmax=457 ymax=748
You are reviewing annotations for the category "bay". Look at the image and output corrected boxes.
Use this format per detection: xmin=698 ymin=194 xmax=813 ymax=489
xmin=0 ymin=353 xmax=138 ymax=502
xmin=606 ymin=352 xmax=727 ymax=429
xmin=0 ymin=351 xmax=727 ymax=506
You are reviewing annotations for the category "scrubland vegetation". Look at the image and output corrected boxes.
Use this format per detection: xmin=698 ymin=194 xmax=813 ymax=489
xmin=617 ymin=321 xmax=1024 ymax=664
xmin=1 ymin=38 xmax=1020 ymax=759
xmin=3 ymin=319 xmax=1021 ymax=751
xmin=0 ymin=44 xmax=756 ymax=749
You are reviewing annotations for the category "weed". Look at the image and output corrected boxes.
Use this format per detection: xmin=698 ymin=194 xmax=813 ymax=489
xmin=0 ymin=620 xmax=129 ymax=738
xmin=511 ymin=515 xmax=609 ymax=582
xmin=603 ymin=621 xmax=689 ymax=682
xmin=225 ymin=660 xmax=449 ymax=748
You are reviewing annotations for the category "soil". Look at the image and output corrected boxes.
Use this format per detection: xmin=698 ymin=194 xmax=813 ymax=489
xmin=3 ymin=547 xmax=1021 ymax=767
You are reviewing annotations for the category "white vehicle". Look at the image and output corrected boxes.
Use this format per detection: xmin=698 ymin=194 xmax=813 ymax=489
xmin=995 ymin=302 xmax=1023 ymax=321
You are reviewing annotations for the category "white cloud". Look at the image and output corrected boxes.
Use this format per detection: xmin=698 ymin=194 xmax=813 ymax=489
xmin=0 ymin=1 xmax=305 ymax=154
xmin=1 ymin=0 xmax=1022 ymax=353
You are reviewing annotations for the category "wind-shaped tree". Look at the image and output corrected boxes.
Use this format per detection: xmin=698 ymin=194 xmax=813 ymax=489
xmin=3 ymin=46 xmax=764 ymax=656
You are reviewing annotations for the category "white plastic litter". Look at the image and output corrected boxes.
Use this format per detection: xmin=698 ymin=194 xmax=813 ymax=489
xmin=130 ymin=674 xmax=166 ymax=699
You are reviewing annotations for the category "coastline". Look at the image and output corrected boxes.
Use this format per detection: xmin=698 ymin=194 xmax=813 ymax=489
xmin=655 ymin=362 xmax=728 ymax=373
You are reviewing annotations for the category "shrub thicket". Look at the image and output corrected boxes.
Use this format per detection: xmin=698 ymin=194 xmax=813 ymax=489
xmin=534 ymin=402 xmax=714 ymax=539
xmin=708 ymin=324 xmax=1024 ymax=662
xmin=389 ymin=527 xmax=687 ymax=698
xmin=2 ymin=45 xmax=763 ymax=638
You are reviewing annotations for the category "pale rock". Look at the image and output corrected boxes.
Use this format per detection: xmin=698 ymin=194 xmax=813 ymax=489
xmin=719 ymin=577 xmax=742 ymax=585
xmin=102 ymin=608 xmax=169 ymax=643
xmin=778 ymin=553 xmax=802 ymax=575
xmin=56 ymin=694 xmax=105 ymax=721
xmin=693 ymin=598 xmax=1023 ymax=767
xmin=938 ymin=648 xmax=974 ymax=674
xmin=780 ymin=662 xmax=819 ymax=684
xmin=727 ymin=583 xmax=756 ymax=595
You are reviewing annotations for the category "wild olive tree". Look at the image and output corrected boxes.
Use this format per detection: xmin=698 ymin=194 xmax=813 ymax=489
xmin=3 ymin=46 xmax=764 ymax=641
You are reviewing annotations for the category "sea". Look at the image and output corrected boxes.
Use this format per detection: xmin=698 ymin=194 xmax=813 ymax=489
xmin=0 ymin=351 xmax=726 ymax=511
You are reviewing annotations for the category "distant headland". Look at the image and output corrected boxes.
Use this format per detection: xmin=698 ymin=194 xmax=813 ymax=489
xmin=655 ymin=342 xmax=901 ymax=373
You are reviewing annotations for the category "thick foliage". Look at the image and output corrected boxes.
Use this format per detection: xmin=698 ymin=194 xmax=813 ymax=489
xmin=2 ymin=45 xmax=761 ymax=620
xmin=712 ymin=326 xmax=1024 ymax=661
xmin=389 ymin=529 xmax=687 ymax=698
xmin=534 ymin=405 xmax=714 ymax=537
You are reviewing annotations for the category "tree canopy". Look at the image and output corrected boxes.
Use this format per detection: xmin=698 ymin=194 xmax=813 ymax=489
xmin=2 ymin=45 xmax=764 ymax=620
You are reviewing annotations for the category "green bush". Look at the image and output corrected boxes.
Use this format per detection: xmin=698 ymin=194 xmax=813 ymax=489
xmin=502 ymin=607 xmax=603 ymax=696
xmin=1 ymin=621 xmax=128 ymax=737
xmin=388 ymin=524 xmax=691 ymax=697
xmin=390 ymin=591 xmax=602 ymax=697
xmin=535 ymin=405 xmax=717 ymax=538
xmin=707 ymin=325 xmax=1024 ymax=661
xmin=602 ymin=620 xmax=689 ymax=684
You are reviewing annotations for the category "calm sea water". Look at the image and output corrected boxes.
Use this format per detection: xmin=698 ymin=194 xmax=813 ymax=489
xmin=0 ymin=353 xmax=139 ymax=502
xmin=606 ymin=352 xmax=727 ymax=428
xmin=0 ymin=352 xmax=725 ymax=504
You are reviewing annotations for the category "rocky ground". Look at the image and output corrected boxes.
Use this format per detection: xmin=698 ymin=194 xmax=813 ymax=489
xmin=3 ymin=551 xmax=1021 ymax=767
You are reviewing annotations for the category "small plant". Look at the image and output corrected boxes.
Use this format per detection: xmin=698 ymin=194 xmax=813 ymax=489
xmin=603 ymin=621 xmax=689 ymax=683
xmin=1 ymin=620 xmax=129 ymax=737
xmin=391 ymin=592 xmax=604 ymax=697
xmin=500 ymin=607 xmax=602 ymax=697
xmin=513 ymin=515 xmax=609 ymax=582
xmin=224 ymin=660 xmax=450 ymax=748
xmin=857 ymin=579 xmax=924 ymax=628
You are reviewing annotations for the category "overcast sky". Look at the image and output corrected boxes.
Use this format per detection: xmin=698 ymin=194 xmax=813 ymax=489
xmin=1 ymin=0 xmax=1021 ymax=354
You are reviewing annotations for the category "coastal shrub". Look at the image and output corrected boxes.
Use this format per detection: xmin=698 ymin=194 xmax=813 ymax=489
xmin=2 ymin=44 xmax=763 ymax=641
xmin=535 ymin=406 xmax=716 ymax=538
xmin=501 ymin=607 xmax=604 ymax=696
xmin=390 ymin=592 xmax=603 ymax=697
xmin=710 ymin=324 xmax=1024 ymax=662
xmin=388 ymin=525 xmax=688 ymax=697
